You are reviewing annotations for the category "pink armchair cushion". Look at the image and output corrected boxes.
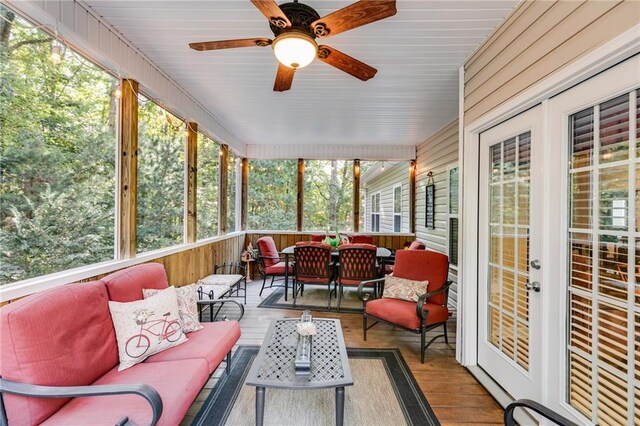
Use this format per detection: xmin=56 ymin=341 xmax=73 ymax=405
xmin=41 ymin=359 xmax=209 ymax=426
xmin=257 ymin=237 xmax=280 ymax=267
xmin=264 ymin=261 xmax=293 ymax=275
xmin=145 ymin=321 xmax=240 ymax=374
xmin=103 ymin=263 xmax=168 ymax=302
xmin=365 ymin=298 xmax=449 ymax=330
xmin=408 ymin=240 xmax=426 ymax=250
xmin=393 ymin=250 xmax=449 ymax=305
xmin=0 ymin=281 xmax=119 ymax=426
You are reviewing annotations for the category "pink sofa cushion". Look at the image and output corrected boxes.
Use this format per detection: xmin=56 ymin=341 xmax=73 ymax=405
xmin=145 ymin=321 xmax=240 ymax=374
xmin=366 ymin=298 xmax=449 ymax=330
xmin=41 ymin=359 xmax=208 ymax=426
xmin=0 ymin=281 xmax=118 ymax=426
xmin=103 ymin=263 xmax=168 ymax=302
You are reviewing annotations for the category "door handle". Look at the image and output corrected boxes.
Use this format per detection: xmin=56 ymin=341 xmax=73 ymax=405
xmin=525 ymin=281 xmax=541 ymax=292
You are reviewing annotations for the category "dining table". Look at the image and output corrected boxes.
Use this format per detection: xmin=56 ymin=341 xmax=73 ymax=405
xmin=280 ymin=245 xmax=392 ymax=301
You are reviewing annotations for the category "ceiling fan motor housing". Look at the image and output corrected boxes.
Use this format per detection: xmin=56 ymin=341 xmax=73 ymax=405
xmin=269 ymin=1 xmax=321 ymax=38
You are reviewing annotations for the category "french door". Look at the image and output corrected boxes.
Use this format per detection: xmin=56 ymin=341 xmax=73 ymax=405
xmin=477 ymin=107 xmax=543 ymax=402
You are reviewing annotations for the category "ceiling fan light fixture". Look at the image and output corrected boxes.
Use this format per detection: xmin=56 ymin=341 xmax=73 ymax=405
xmin=272 ymin=31 xmax=317 ymax=69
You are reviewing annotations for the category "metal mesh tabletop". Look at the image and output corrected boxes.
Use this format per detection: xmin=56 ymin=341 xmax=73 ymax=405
xmin=245 ymin=318 xmax=352 ymax=389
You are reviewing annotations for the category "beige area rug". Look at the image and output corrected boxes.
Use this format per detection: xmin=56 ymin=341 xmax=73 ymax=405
xmin=258 ymin=286 xmax=365 ymax=313
xmin=192 ymin=347 xmax=439 ymax=426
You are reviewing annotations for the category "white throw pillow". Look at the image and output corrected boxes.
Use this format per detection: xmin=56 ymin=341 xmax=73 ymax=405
xmin=109 ymin=286 xmax=188 ymax=371
xmin=144 ymin=285 xmax=203 ymax=333
xmin=382 ymin=274 xmax=429 ymax=302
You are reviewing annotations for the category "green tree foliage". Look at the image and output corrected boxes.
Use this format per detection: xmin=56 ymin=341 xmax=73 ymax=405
xmin=248 ymin=159 xmax=296 ymax=230
xmin=136 ymin=99 xmax=185 ymax=253
xmin=304 ymin=160 xmax=353 ymax=231
xmin=227 ymin=151 xmax=237 ymax=232
xmin=196 ymin=132 xmax=219 ymax=240
xmin=0 ymin=6 xmax=117 ymax=284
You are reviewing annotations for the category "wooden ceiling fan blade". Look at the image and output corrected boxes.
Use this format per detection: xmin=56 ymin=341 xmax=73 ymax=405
xmin=317 ymin=46 xmax=377 ymax=81
xmin=311 ymin=0 xmax=396 ymax=38
xmin=251 ymin=0 xmax=291 ymax=28
xmin=189 ymin=38 xmax=272 ymax=51
xmin=273 ymin=63 xmax=295 ymax=92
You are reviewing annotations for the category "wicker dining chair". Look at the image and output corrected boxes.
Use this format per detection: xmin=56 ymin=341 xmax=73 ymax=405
xmin=292 ymin=242 xmax=334 ymax=308
xmin=335 ymin=243 xmax=378 ymax=311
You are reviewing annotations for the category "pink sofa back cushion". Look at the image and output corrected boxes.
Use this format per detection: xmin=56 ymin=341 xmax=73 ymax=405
xmin=103 ymin=263 xmax=168 ymax=302
xmin=257 ymin=237 xmax=279 ymax=267
xmin=0 ymin=281 xmax=118 ymax=426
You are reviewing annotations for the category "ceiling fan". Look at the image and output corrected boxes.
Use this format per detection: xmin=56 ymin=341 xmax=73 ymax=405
xmin=189 ymin=0 xmax=397 ymax=92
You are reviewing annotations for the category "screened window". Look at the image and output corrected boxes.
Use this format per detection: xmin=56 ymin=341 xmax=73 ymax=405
xmin=448 ymin=166 xmax=459 ymax=266
xmin=196 ymin=133 xmax=219 ymax=240
xmin=393 ymin=185 xmax=402 ymax=232
xmin=137 ymin=98 xmax=185 ymax=252
xmin=226 ymin=151 xmax=238 ymax=232
xmin=248 ymin=160 xmax=296 ymax=230
xmin=370 ymin=193 xmax=381 ymax=232
xmin=303 ymin=160 xmax=353 ymax=231
xmin=0 ymin=6 xmax=117 ymax=284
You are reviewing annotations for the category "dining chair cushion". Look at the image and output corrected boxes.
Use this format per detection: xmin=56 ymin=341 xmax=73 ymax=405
xmin=257 ymin=237 xmax=280 ymax=267
xmin=264 ymin=261 xmax=294 ymax=275
xmin=351 ymin=235 xmax=373 ymax=244
xmin=394 ymin=250 xmax=449 ymax=305
xmin=408 ymin=240 xmax=426 ymax=250
xmin=366 ymin=298 xmax=449 ymax=330
xmin=382 ymin=275 xmax=429 ymax=302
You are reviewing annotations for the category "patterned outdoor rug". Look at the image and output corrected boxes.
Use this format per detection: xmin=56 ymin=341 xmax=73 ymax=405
xmin=258 ymin=286 xmax=364 ymax=313
xmin=192 ymin=346 xmax=439 ymax=426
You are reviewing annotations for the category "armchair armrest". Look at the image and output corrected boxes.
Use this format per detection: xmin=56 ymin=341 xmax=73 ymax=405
xmin=0 ymin=378 xmax=162 ymax=426
xmin=416 ymin=280 xmax=453 ymax=320
xmin=504 ymin=399 xmax=578 ymax=426
xmin=197 ymin=299 xmax=245 ymax=321
xmin=357 ymin=278 xmax=386 ymax=303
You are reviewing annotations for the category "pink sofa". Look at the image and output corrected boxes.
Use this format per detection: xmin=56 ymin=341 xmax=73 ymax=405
xmin=0 ymin=263 xmax=241 ymax=426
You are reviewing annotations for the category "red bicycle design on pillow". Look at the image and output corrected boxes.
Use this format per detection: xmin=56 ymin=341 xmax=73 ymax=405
xmin=125 ymin=309 xmax=182 ymax=358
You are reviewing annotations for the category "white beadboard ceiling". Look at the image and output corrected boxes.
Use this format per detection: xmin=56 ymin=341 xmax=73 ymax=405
xmin=84 ymin=0 xmax=518 ymax=147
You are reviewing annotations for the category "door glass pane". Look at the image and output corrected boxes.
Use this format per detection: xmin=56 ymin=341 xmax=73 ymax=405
xmin=487 ymin=132 xmax=531 ymax=370
xmin=571 ymin=109 xmax=594 ymax=169
xmin=599 ymin=94 xmax=629 ymax=163
xmin=566 ymin=90 xmax=638 ymax=425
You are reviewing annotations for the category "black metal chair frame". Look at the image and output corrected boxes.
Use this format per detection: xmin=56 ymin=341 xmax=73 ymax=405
xmin=336 ymin=247 xmax=379 ymax=311
xmin=504 ymin=399 xmax=579 ymax=426
xmin=357 ymin=277 xmax=453 ymax=363
xmin=292 ymin=245 xmax=335 ymax=309
xmin=256 ymin=250 xmax=289 ymax=297
xmin=214 ymin=262 xmax=247 ymax=305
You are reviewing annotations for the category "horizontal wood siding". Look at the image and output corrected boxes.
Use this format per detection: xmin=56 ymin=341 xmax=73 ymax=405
xmin=363 ymin=162 xmax=410 ymax=233
xmin=415 ymin=120 xmax=459 ymax=309
xmin=464 ymin=0 xmax=640 ymax=124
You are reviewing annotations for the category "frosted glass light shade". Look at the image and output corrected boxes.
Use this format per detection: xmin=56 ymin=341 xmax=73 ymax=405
xmin=273 ymin=32 xmax=317 ymax=69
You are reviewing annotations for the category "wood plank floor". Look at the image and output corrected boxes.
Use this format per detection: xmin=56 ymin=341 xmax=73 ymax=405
xmin=181 ymin=280 xmax=504 ymax=425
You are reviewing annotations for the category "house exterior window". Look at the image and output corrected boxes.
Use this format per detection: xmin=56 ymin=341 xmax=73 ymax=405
xmin=448 ymin=165 xmax=459 ymax=266
xmin=393 ymin=185 xmax=402 ymax=232
xmin=371 ymin=193 xmax=381 ymax=232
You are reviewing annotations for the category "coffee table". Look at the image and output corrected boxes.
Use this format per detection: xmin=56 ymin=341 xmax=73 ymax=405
xmin=245 ymin=318 xmax=353 ymax=426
